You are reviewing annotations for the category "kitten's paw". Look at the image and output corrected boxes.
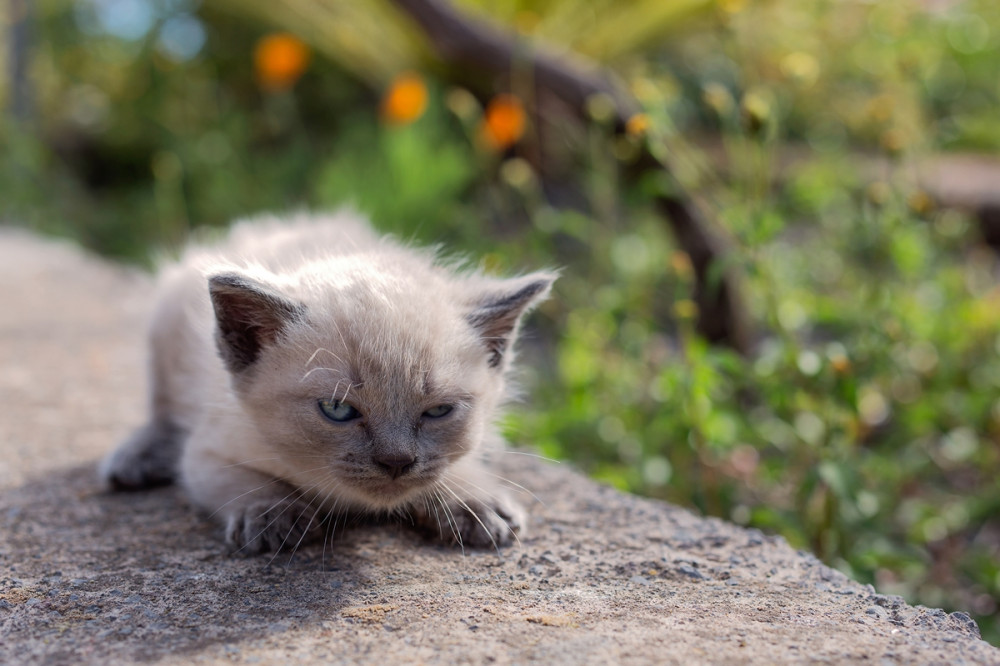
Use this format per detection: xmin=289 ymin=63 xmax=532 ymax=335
xmin=100 ymin=420 xmax=184 ymax=491
xmin=225 ymin=498 xmax=323 ymax=555
xmin=435 ymin=496 xmax=525 ymax=549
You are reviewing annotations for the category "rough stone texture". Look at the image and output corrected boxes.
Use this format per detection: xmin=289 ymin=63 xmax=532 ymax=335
xmin=1 ymin=228 xmax=998 ymax=665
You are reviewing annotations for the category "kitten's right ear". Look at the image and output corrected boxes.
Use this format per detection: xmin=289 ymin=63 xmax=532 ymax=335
xmin=209 ymin=273 xmax=304 ymax=374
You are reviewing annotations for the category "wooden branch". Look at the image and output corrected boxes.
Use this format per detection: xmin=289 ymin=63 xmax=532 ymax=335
xmin=392 ymin=0 xmax=639 ymax=127
xmin=655 ymin=194 xmax=748 ymax=349
xmin=8 ymin=0 xmax=33 ymax=121
xmin=390 ymin=0 xmax=752 ymax=354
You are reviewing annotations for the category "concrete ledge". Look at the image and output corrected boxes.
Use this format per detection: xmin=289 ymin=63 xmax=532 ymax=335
xmin=1 ymin=228 xmax=997 ymax=665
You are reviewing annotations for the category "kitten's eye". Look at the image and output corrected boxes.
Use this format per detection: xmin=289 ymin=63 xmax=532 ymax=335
xmin=423 ymin=405 xmax=453 ymax=419
xmin=318 ymin=399 xmax=361 ymax=423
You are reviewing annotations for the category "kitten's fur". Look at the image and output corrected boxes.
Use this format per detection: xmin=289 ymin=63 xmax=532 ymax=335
xmin=101 ymin=211 xmax=554 ymax=554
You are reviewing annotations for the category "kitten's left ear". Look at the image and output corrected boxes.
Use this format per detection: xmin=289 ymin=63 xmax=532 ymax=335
xmin=467 ymin=272 xmax=557 ymax=369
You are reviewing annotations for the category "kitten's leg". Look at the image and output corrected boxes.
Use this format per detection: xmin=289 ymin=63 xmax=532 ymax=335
xmin=101 ymin=294 xmax=191 ymax=490
xmin=414 ymin=459 xmax=525 ymax=549
xmin=182 ymin=449 xmax=324 ymax=554
xmin=100 ymin=343 xmax=186 ymax=490
xmin=99 ymin=418 xmax=184 ymax=490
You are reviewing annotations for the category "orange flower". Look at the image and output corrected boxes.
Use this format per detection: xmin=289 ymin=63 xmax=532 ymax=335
xmin=254 ymin=33 xmax=311 ymax=91
xmin=830 ymin=354 xmax=852 ymax=375
xmin=626 ymin=113 xmax=650 ymax=137
xmin=480 ymin=94 xmax=526 ymax=150
xmin=669 ymin=251 xmax=694 ymax=281
xmin=381 ymin=72 xmax=428 ymax=125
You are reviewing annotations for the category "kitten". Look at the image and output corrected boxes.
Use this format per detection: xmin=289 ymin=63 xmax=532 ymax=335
xmin=100 ymin=211 xmax=555 ymax=554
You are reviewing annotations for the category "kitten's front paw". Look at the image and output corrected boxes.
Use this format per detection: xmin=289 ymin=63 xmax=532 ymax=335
xmin=100 ymin=420 xmax=184 ymax=491
xmin=225 ymin=498 xmax=323 ymax=555
xmin=430 ymin=496 xmax=524 ymax=549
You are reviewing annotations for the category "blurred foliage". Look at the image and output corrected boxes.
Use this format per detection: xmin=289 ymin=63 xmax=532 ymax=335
xmin=209 ymin=0 xmax=713 ymax=85
xmin=2 ymin=0 xmax=1000 ymax=646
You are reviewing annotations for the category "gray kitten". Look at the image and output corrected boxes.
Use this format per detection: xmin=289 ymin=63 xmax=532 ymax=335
xmin=101 ymin=211 xmax=554 ymax=554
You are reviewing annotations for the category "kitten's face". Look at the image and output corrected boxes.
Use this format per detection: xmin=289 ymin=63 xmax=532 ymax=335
xmin=208 ymin=268 xmax=553 ymax=511
xmin=240 ymin=313 xmax=497 ymax=510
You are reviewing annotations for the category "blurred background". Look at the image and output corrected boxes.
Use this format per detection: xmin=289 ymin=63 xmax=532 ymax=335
xmin=2 ymin=0 xmax=1000 ymax=644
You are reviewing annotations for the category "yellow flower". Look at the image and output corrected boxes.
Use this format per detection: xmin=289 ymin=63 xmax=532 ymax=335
xmin=880 ymin=128 xmax=907 ymax=154
xmin=702 ymin=82 xmax=734 ymax=117
xmin=673 ymin=299 xmax=699 ymax=320
xmin=381 ymin=72 xmax=429 ymax=125
xmin=780 ymin=52 xmax=820 ymax=87
xmin=254 ymin=33 xmax=311 ymax=92
xmin=908 ymin=190 xmax=934 ymax=215
xmin=514 ymin=10 xmax=540 ymax=34
xmin=741 ymin=91 xmax=771 ymax=134
xmin=719 ymin=0 xmax=746 ymax=14
xmin=480 ymin=94 xmax=527 ymax=150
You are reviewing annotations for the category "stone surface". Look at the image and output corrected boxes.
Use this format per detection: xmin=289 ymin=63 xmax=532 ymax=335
xmin=1 ymin=228 xmax=998 ymax=665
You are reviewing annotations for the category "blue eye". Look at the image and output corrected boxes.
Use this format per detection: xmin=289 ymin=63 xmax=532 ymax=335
xmin=423 ymin=405 xmax=453 ymax=419
xmin=318 ymin=399 xmax=361 ymax=422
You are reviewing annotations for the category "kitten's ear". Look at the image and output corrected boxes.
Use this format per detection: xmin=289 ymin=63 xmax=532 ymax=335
xmin=209 ymin=272 xmax=304 ymax=373
xmin=467 ymin=272 xmax=556 ymax=369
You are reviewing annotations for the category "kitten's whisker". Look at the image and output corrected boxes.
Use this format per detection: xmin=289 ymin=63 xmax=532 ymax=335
xmin=426 ymin=496 xmax=443 ymax=542
xmin=440 ymin=475 xmax=523 ymax=548
xmin=283 ymin=495 xmax=326 ymax=566
xmin=416 ymin=495 xmax=435 ymax=535
xmin=270 ymin=489 xmax=319 ymax=565
xmin=220 ymin=457 xmax=283 ymax=469
xmin=481 ymin=472 xmax=545 ymax=507
xmin=239 ymin=484 xmax=314 ymax=556
xmin=212 ymin=461 xmax=335 ymax=520
xmin=322 ymin=497 xmax=341 ymax=570
xmin=209 ymin=477 xmax=285 ymax=519
xmin=439 ymin=480 xmax=501 ymax=556
xmin=255 ymin=483 xmax=309 ymax=521
xmin=442 ymin=472 xmax=503 ymax=506
xmin=304 ymin=346 xmax=345 ymax=369
xmin=328 ymin=317 xmax=349 ymax=357
xmin=300 ymin=366 xmax=344 ymax=382
xmin=497 ymin=450 xmax=561 ymax=464
xmin=444 ymin=474 xmax=523 ymax=549
xmin=433 ymin=487 xmax=463 ymax=553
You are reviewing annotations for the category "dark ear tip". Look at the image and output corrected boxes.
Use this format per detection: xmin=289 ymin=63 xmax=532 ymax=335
xmin=494 ymin=272 xmax=557 ymax=308
xmin=526 ymin=272 xmax=558 ymax=292
xmin=209 ymin=272 xmax=255 ymax=293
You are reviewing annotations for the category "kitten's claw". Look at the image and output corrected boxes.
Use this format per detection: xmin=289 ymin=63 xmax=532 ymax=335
xmin=225 ymin=499 xmax=322 ymax=554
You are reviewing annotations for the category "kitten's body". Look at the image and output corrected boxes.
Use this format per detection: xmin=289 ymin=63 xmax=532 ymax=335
xmin=102 ymin=211 xmax=553 ymax=553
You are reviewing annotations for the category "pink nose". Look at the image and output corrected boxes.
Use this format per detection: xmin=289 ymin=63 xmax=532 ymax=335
xmin=374 ymin=454 xmax=416 ymax=480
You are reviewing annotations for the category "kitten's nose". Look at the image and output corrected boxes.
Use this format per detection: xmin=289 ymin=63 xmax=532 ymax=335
xmin=374 ymin=453 xmax=416 ymax=480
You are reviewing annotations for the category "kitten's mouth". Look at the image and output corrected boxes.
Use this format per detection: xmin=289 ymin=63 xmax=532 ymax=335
xmin=334 ymin=459 xmax=444 ymax=509
xmin=352 ymin=473 xmax=435 ymax=508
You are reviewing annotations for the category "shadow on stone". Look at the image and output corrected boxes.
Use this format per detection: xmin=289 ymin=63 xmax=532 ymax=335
xmin=0 ymin=463 xmax=427 ymax=663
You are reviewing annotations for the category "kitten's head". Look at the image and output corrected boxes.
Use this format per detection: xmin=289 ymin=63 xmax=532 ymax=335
xmin=207 ymin=258 xmax=554 ymax=510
